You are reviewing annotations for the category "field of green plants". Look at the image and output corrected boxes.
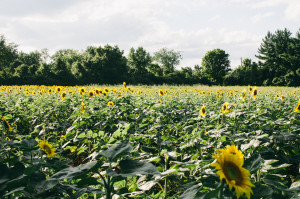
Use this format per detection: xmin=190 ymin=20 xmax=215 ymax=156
xmin=0 ymin=84 xmax=300 ymax=199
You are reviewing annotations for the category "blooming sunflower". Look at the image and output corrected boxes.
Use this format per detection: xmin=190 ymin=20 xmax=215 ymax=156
xmin=39 ymin=140 xmax=56 ymax=157
xmin=81 ymin=102 xmax=85 ymax=113
xmin=248 ymin=85 xmax=252 ymax=93
xmin=55 ymin=86 xmax=62 ymax=93
xmin=88 ymin=90 xmax=94 ymax=97
xmin=158 ymin=89 xmax=164 ymax=96
xmin=123 ymin=82 xmax=127 ymax=88
xmin=295 ymin=103 xmax=300 ymax=112
xmin=200 ymin=105 xmax=206 ymax=117
xmin=252 ymin=87 xmax=257 ymax=99
xmin=221 ymin=145 xmax=244 ymax=159
xmin=107 ymin=101 xmax=114 ymax=107
xmin=222 ymin=102 xmax=229 ymax=114
xmin=1 ymin=118 xmax=12 ymax=132
xmin=61 ymin=92 xmax=66 ymax=100
xmin=211 ymin=150 xmax=254 ymax=199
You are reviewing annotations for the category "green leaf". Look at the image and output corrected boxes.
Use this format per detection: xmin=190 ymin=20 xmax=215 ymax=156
xmin=179 ymin=184 xmax=201 ymax=199
xmin=288 ymin=181 xmax=300 ymax=191
xmin=244 ymin=154 xmax=263 ymax=173
xmin=107 ymin=159 xmax=160 ymax=177
xmin=49 ymin=161 xmax=100 ymax=180
xmin=252 ymin=183 xmax=273 ymax=197
xmin=99 ymin=141 xmax=133 ymax=162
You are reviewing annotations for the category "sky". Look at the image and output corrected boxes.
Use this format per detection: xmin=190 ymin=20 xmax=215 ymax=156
xmin=0 ymin=0 xmax=299 ymax=69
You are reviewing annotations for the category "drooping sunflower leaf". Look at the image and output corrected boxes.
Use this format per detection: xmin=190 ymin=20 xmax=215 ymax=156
xmin=99 ymin=141 xmax=133 ymax=162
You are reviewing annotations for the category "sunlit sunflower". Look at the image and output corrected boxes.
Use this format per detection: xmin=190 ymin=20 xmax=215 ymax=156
xmin=248 ymin=85 xmax=252 ymax=92
xmin=252 ymin=87 xmax=257 ymax=99
xmin=38 ymin=140 xmax=56 ymax=157
xmin=61 ymin=92 xmax=66 ymax=100
xmin=32 ymin=91 xmax=36 ymax=95
xmin=107 ymin=101 xmax=114 ymax=107
xmin=158 ymin=89 xmax=164 ymax=96
xmin=48 ymin=89 xmax=52 ymax=94
xmin=222 ymin=102 xmax=229 ymax=114
xmin=157 ymin=99 xmax=162 ymax=104
xmin=221 ymin=145 xmax=244 ymax=159
xmin=88 ymin=90 xmax=94 ymax=97
xmin=295 ymin=103 xmax=300 ymax=112
xmin=81 ymin=102 xmax=85 ymax=113
xmin=79 ymin=87 xmax=85 ymax=95
xmin=95 ymin=89 xmax=100 ymax=95
xmin=200 ymin=105 xmax=206 ymax=117
xmin=1 ymin=118 xmax=12 ymax=132
xmin=104 ymin=88 xmax=109 ymax=93
xmin=211 ymin=150 xmax=254 ymax=199
xmin=123 ymin=82 xmax=127 ymax=88
xmin=55 ymin=86 xmax=62 ymax=93
xmin=280 ymin=95 xmax=284 ymax=101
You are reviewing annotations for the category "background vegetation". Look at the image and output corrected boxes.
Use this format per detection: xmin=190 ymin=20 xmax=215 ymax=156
xmin=0 ymin=28 xmax=299 ymax=86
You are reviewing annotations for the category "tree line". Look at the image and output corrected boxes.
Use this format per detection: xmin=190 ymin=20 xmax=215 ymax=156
xmin=0 ymin=28 xmax=299 ymax=86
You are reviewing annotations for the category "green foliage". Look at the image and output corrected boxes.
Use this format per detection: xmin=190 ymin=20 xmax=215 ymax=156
xmin=201 ymin=49 xmax=231 ymax=85
xmin=153 ymin=48 xmax=182 ymax=75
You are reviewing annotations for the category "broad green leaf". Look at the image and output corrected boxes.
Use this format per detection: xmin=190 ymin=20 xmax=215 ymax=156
xmin=99 ymin=141 xmax=133 ymax=162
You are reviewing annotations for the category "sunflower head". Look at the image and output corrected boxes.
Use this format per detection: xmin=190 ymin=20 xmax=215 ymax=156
xmin=222 ymin=102 xmax=229 ymax=114
xmin=252 ymin=87 xmax=258 ymax=99
xmin=211 ymin=149 xmax=254 ymax=199
xmin=158 ymin=89 xmax=164 ymax=96
xmin=295 ymin=103 xmax=300 ymax=112
xmin=39 ymin=140 xmax=56 ymax=157
xmin=81 ymin=102 xmax=85 ymax=113
xmin=61 ymin=92 xmax=66 ymax=99
xmin=55 ymin=87 xmax=62 ymax=93
xmin=108 ymin=101 xmax=114 ymax=107
xmin=248 ymin=85 xmax=252 ymax=92
xmin=200 ymin=105 xmax=206 ymax=117
xmin=123 ymin=82 xmax=126 ymax=88
xmin=88 ymin=90 xmax=94 ymax=97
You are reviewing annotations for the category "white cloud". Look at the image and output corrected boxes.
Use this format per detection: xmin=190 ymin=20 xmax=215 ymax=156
xmin=251 ymin=12 xmax=274 ymax=24
xmin=284 ymin=0 xmax=300 ymax=21
xmin=251 ymin=0 xmax=286 ymax=9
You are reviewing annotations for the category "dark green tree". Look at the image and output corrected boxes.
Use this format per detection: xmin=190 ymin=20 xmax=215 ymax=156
xmin=153 ymin=48 xmax=182 ymax=75
xmin=127 ymin=47 xmax=152 ymax=84
xmin=256 ymin=28 xmax=300 ymax=86
xmin=201 ymin=49 xmax=231 ymax=85
xmin=84 ymin=45 xmax=128 ymax=84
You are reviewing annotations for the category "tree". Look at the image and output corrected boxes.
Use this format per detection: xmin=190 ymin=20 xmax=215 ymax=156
xmin=0 ymin=35 xmax=18 ymax=70
xmin=256 ymin=28 xmax=300 ymax=86
xmin=153 ymin=48 xmax=182 ymax=75
xmin=83 ymin=45 xmax=128 ymax=84
xmin=201 ymin=49 xmax=231 ymax=85
xmin=127 ymin=47 xmax=152 ymax=83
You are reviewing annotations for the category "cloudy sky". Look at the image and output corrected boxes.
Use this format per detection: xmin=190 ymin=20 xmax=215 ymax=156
xmin=1 ymin=0 xmax=299 ymax=69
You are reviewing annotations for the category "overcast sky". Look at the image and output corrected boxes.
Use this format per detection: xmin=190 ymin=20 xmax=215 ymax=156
xmin=1 ymin=0 xmax=299 ymax=69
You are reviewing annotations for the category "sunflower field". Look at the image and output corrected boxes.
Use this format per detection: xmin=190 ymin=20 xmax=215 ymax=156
xmin=0 ymin=84 xmax=300 ymax=199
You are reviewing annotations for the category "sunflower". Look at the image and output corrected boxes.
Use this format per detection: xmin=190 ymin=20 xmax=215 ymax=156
xmin=38 ymin=140 xmax=56 ymax=157
xmin=222 ymin=102 xmax=229 ymax=114
xmin=95 ymin=89 xmax=100 ymax=95
xmin=157 ymin=99 xmax=162 ymax=104
xmin=1 ymin=118 xmax=12 ymax=132
xmin=248 ymin=85 xmax=252 ymax=92
xmin=252 ymin=87 xmax=257 ymax=99
xmin=81 ymin=102 xmax=85 ymax=113
xmin=48 ymin=89 xmax=52 ymax=94
xmin=55 ymin=86 xmax=62 ymax=93
xmin=104 ymin=88 xmax=109 ymax=93
xmin=158 ymin=89 xmax=164 ymax=96
xmin=295 ymin=103 xmax=300 ymax=112
xmin=88 ymin=90 xmax=94 ymax=97
xmin=123 ymin=82 xmax=127 ymax=88
xmin=200 ymin=105 xmax=206 ymax=117
xmin=107 ymin=101 xmax=114 ymax=107
xmin=61 ymin=92 xmax=66 ymax=99
xmin=79 ymin=87 xmax=85 ymax=95
xmin=211 ymin=150 xmax=254 ymax=199
xmin=280 ymin=95 xmax=284 ymax=101
xmin=221 ymin=145 xmax=244 ymax=159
